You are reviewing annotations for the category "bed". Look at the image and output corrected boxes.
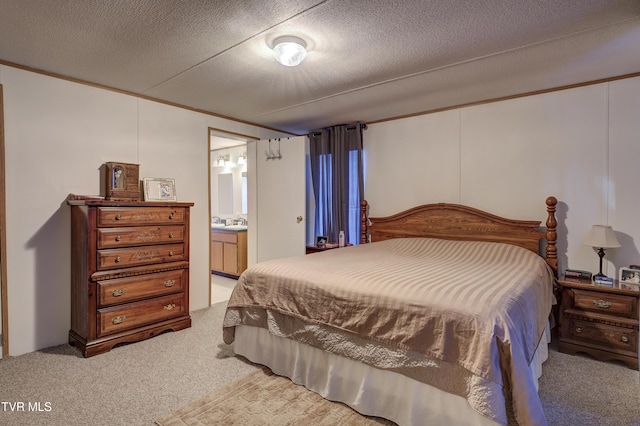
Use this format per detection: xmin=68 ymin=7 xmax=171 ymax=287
xmin=223 ymin=197 xmax=558 ymax=426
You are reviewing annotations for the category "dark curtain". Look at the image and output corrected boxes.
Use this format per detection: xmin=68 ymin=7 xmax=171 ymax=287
xmin=308 ymin=122 xmax=364 ymax=244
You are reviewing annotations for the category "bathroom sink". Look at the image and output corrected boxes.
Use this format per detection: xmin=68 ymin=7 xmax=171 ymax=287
xmin=210 ymin=223 xmax=227 ymax=228
xmin=224 ymin=225 xmax=248 ymax=230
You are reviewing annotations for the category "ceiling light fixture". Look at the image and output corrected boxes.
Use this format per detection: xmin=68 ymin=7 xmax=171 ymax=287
xmin=272 ymin=36 xmax=307 ymax=67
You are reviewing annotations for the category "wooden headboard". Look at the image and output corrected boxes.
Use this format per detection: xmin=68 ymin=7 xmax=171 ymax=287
xmin=360 ymin=197 xmax=558 ymax=274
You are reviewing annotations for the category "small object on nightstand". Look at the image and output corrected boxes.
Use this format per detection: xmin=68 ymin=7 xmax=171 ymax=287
xmin=594 ymin=276 xmax=614 ymax=287
xmin=562 ymin=270 xmax=592 ymax=284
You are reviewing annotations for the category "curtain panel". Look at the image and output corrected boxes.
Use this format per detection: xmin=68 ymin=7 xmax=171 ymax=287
xmin=308 ymin=123 xmax=364 ymax=244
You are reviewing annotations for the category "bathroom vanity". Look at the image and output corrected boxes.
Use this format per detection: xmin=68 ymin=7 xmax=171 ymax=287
xmin=211 ymin=227 xmax=247 ymax=278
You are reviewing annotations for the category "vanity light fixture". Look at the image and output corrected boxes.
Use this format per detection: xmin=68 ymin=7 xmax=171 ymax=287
xmin=237 ymin=152 xmax=247 ymax=165
xmin=216 ymin=154 xmax=230 ymax=167
xmin=272 ymin=36 xmax=307 ymax=67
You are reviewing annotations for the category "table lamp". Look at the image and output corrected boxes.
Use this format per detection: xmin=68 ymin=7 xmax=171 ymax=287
xmin=582 ymin=225 xmax=621 ymax=280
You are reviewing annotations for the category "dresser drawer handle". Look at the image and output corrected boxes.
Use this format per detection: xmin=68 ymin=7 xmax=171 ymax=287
xmin=115 ymin=214 xmax=121 ymax=220
xmin=169 ymin=213 xmax=175 ymax=219
xmin=114 ymin=256 xmax=121 ymax=263
xmin=621 ymin=336 xmax=629 ymax=343
xmin=593 ymin=299 xmax=611 ymax=309
xmin=112 ymin=316 xmax=126 ymax=324
xmin=164 ymin=280 xmax=175 ymax=287
xmin=115 ymin=235 xmax=121 ymax=242
xmin=168 ymin=251 xmax=174 ymax=256
xmin=575 ymin=327 xmax=582 ymax=334
xmin=164 ymin=303 xmax=176 ymax=310
xmin=169 ymin=233 xmax=174 ymax=238
xmin=111 ymin=288 xmax=125 ymax=297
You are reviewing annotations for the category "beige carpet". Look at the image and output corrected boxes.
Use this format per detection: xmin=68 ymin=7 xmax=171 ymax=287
xmin=155 ymin=367 xmax=395 ymax=426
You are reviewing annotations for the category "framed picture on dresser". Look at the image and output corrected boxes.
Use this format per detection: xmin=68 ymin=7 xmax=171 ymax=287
xmin=143 ymin=177 xmax=177 ymax=202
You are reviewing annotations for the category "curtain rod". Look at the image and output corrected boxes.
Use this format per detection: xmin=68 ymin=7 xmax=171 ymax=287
xmin=308 ymin=123 xmax=367 ymax=136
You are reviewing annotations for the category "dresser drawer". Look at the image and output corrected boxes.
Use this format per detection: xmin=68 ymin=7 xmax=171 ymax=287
xmin=97 ymin=226 xmax=185 ymax=248
xmin=97 ymin=293 xmax=186 ymax=337
xmin=573 ymin=289 xmax=637 ymax=319
xmin=568 ymin=318 xmax=638 ymax=353
xmin=97 ymin=207 xmax=186 ymax=227
xmin=97 ymin=243 xmax=185 ymax=270
xmin=97 ymin=269 xmax=186 ymax=307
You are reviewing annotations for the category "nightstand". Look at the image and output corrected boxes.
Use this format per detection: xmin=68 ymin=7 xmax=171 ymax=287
xmin=557 ymin=276 xmax=639 ymax=370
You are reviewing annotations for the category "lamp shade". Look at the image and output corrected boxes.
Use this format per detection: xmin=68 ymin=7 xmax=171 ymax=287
xmin=272 ymin=36 xmax=307 ymax=67
xmin=582 ymin=225 xmax=621 ymax=249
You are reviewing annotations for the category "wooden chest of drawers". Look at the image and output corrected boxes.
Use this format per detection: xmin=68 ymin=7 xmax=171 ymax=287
xmin=67 ymin=199 xmax=194 ymax=357
xmin=558 ymin=277 xmax=639 ymax=370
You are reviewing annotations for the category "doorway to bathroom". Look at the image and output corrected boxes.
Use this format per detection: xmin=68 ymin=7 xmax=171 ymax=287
xmin=208 ymin=129 xmax=252 ymax=305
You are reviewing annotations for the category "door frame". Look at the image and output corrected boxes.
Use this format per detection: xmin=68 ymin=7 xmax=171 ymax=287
xmin=0 ymin=84 xmax=8 ymax=357
xmin=207 ymin=127 xmax=257 ymax=305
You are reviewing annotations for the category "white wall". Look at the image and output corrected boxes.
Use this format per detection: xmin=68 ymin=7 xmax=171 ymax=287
xmin=365 ymin=77 xmax=640 ymax=278
xmin=0 ymin=66 xmax=284 ymax=356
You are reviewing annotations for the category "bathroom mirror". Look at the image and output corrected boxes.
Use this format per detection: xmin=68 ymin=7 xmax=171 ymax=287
xmin=218 ymin=173 xmax=233 ymax=214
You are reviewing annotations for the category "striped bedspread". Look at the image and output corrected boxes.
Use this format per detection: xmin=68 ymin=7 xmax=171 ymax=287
xmin=223 ymin=238 xmax=555 ymax=425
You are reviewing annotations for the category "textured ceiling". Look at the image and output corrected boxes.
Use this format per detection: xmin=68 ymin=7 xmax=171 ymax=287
xmin=1 ymin=0 xmax=639 ymax=134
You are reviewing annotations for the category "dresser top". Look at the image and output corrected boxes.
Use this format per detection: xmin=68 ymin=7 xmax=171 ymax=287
xmin=67 ymin=195 xmax=194 ymax=207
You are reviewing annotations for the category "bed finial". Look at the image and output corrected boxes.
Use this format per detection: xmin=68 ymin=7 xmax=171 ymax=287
xmin=545 ymin=196 xmax=558 ymax=275
xmin=360 ymin=200 xmax=368 ymax=244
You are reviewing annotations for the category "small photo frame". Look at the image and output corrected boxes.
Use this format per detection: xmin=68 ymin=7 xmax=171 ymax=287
xmin=143 ymin=177 xmax=176 ymax=202
xmin=316 ymin=236 xmax=328 ymax=248
xmin=619 ymin=267 xmax=640 ymax=284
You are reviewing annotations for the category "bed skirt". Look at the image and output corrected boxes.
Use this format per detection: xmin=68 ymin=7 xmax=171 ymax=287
xmin=234 ymin=324 xmax=551 ymax=426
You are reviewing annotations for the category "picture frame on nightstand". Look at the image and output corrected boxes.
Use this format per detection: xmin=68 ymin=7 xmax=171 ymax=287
xmin=316 ymin=236 xmax=328 ymax=248
xmin=619 ymin=267 xmax=640 ymax=285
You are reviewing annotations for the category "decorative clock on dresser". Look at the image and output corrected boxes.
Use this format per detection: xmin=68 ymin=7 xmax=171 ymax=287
xmin=557 ymin=276 xmax=639 ymax=370
xmin=67 ymin=198 xmax=194 ymax=357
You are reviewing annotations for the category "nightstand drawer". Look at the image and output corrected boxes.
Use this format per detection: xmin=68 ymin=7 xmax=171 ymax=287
xmin=568 ymin=318 xmax=638 ymax=353
xmin=573 ymin=289 xmax=637 ymax=319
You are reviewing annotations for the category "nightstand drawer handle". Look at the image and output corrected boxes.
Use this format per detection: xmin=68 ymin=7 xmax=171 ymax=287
xmin=111 ymin=288 xmax=125 ymax=297
xmin=575 ymin=327 xmax=582 ymax=334
xmin=112 ymin=316 xmax=126 ymax=324
xmin=593 ymin=299 xmax=611 ymax=308
xmin=114 ymin=256 xmax=121 ymax=263
xmin=164 ymin=279 xmax=175 ymax=287
xmin=621 ymin=336 xmax=629 ymax=343
xmin=164 ymin=303 xmax=176 ymax=310
xmin=115 ymin=214 xmax=121 ymax=220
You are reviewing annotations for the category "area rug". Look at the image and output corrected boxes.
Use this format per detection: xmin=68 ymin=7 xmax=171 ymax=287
xmin=156 ymin=367 xmax=395 ymax=425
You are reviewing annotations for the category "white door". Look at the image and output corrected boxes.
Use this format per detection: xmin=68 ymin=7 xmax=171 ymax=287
xmin=256 ymin=137 xmax=306 ymax=262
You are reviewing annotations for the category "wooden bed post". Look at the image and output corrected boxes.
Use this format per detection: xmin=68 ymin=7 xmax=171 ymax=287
xmin=545 ymin=196 xmax=558 ymax=276
xmin=360 ymin=200 xmax=368 ymax=244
